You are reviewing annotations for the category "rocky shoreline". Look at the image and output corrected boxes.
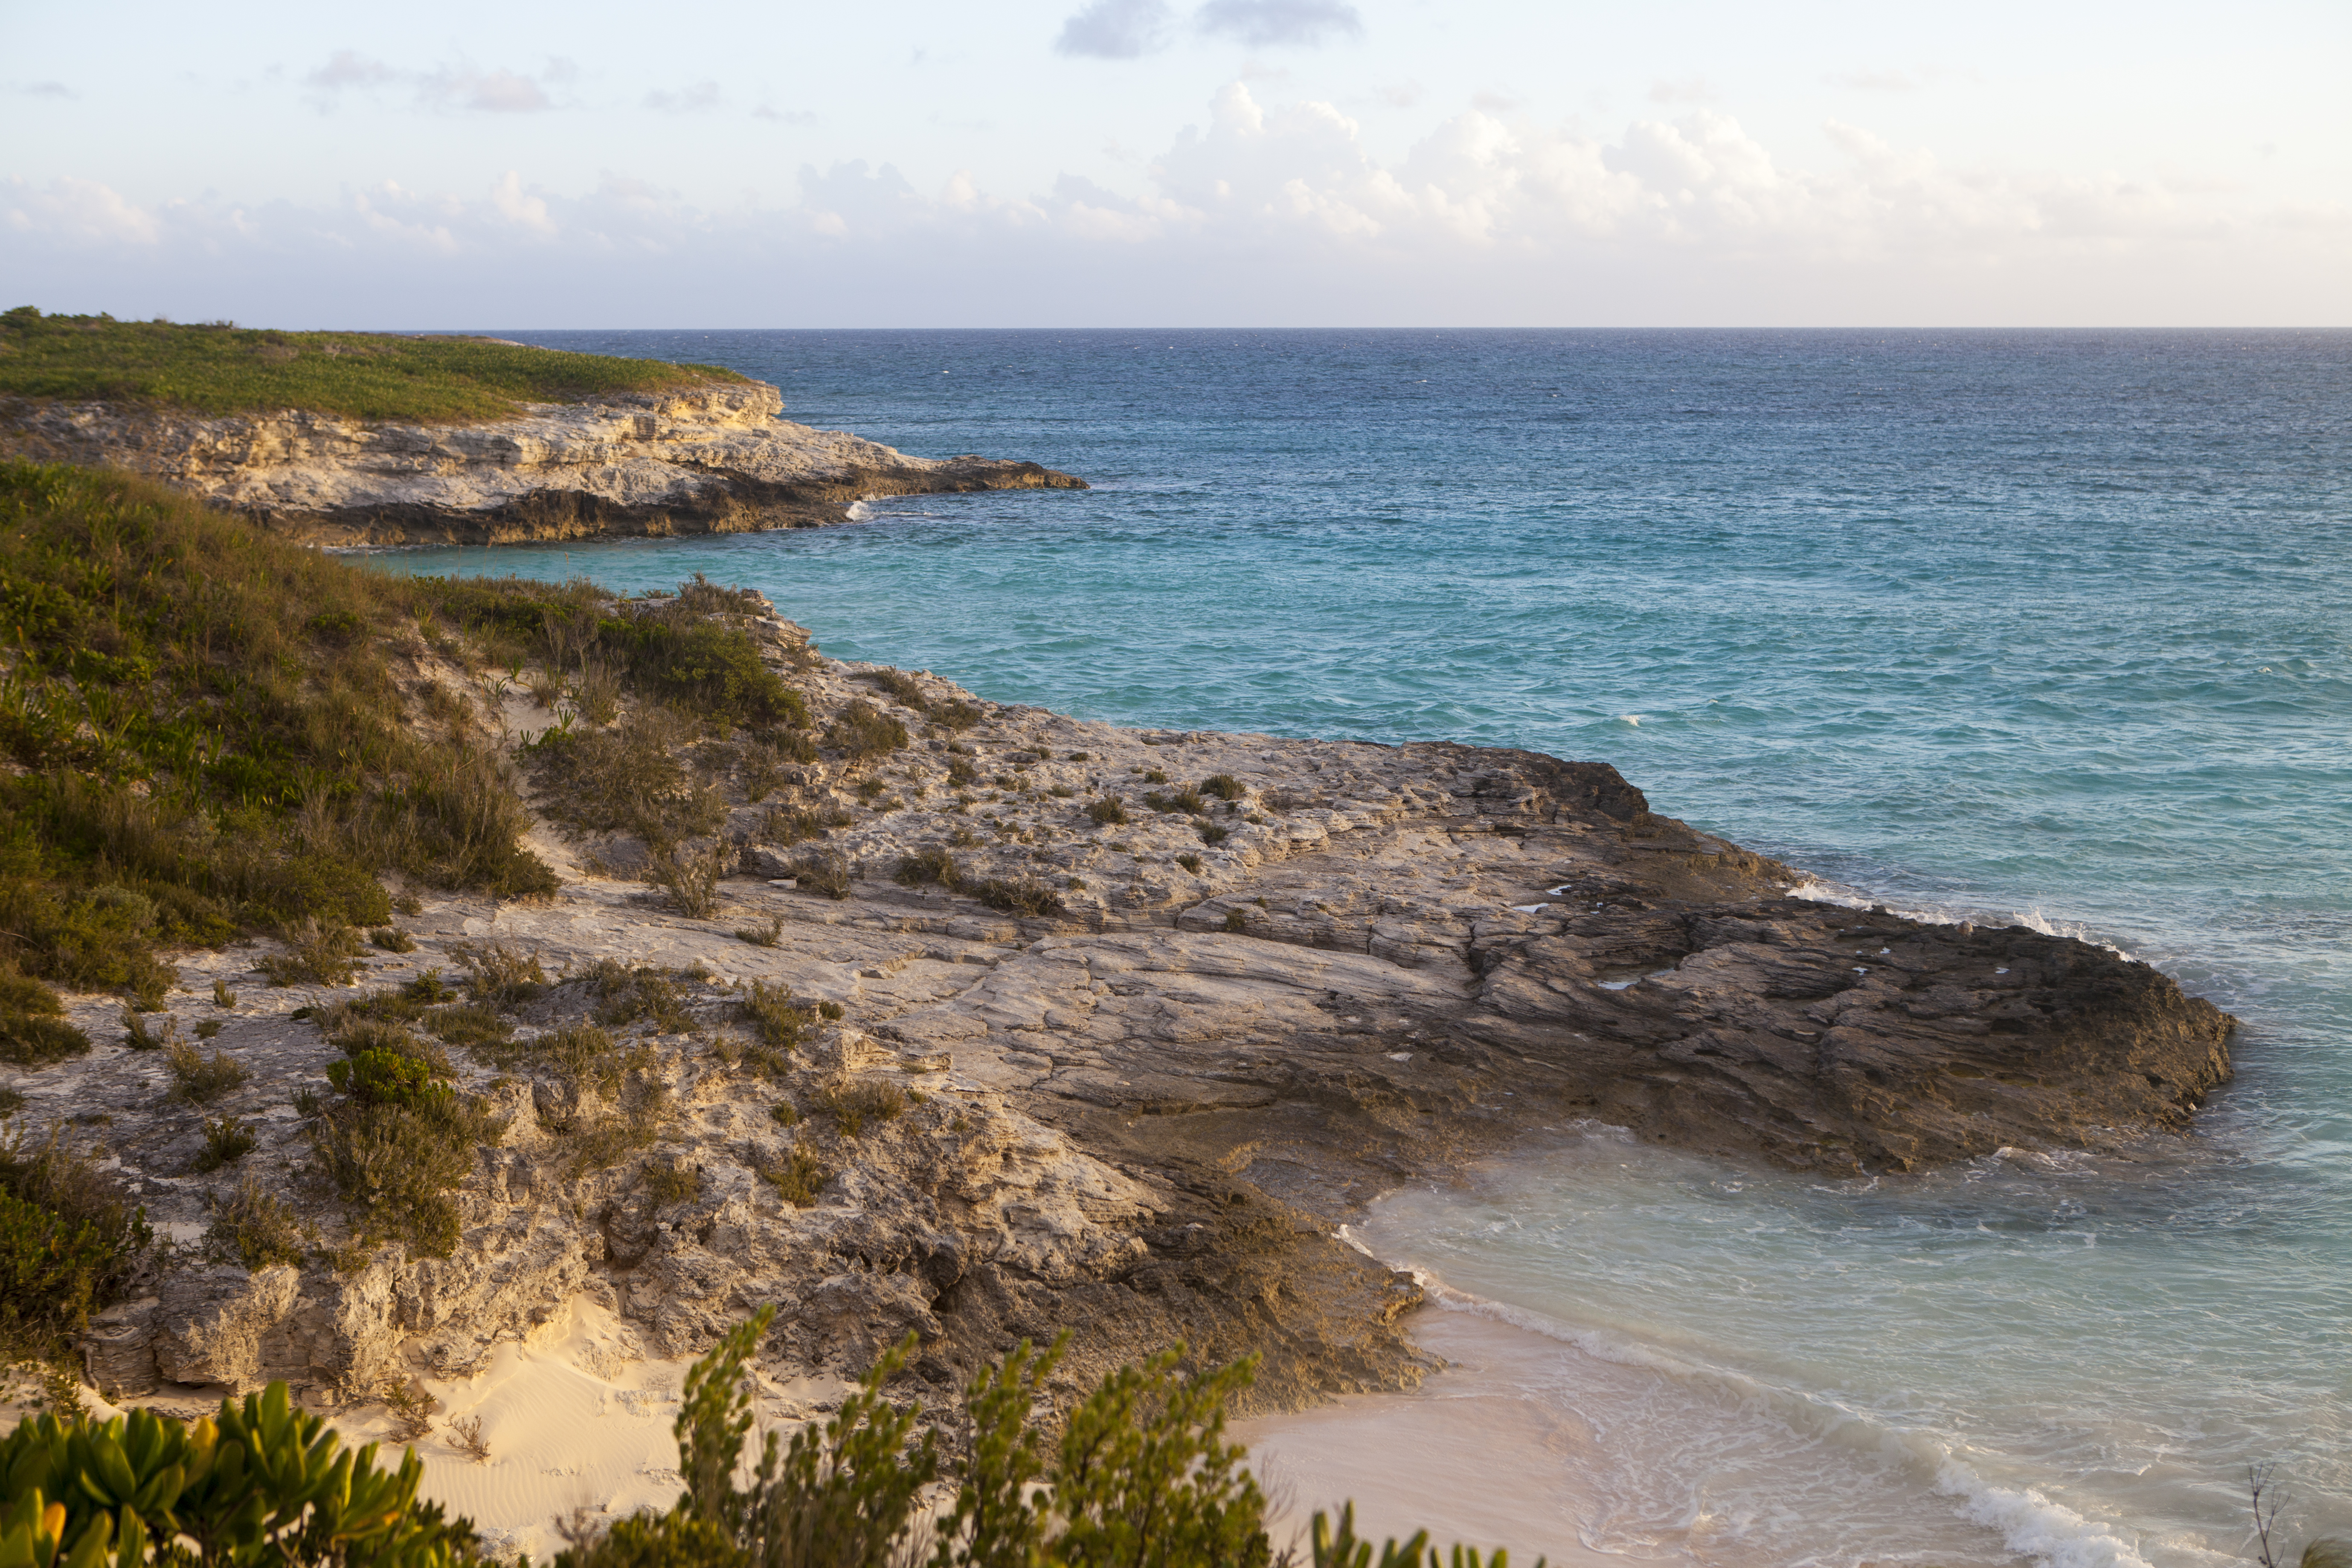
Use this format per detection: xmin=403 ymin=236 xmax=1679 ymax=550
xmin=0 ymin=380 xmax=1085 ymax=546
xmin=6 ymin=593 xmax=2236 ymax=1433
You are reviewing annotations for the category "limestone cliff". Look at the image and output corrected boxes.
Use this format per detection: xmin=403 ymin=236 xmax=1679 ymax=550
xmin=14 ymin=597 xmax=2234 ymax=1428
xmin=0 ymin=381 xmax=1086 ymax=545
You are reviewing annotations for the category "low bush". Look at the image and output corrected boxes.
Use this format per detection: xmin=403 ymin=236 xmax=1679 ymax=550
xmin=1146 ymin=787 xmax=1208 ymax=816
xmin=258 ymin=918 xmax=363 ymax=987
xmin=0 ymin=967 xmax=89 ymax=1066
xmin=752 ymin=1145 xmax=828 ymax=1208
xmin=0 ymin=464 xmax=562 ymax=1010
xmin=449 ymin=940 xmax=547 ymax=1006
xmin=308 ymin=1020 xmax=502 ymax=1258
xmin=893 ymin=847 xmax=964 ymax=890
xmin=735 ymin=914 xmax=784 ymax=947
xmin=1086 ymin=796 xmax=1129 ymax=826
xmin=1200 ymin=773 xmax=1246 ymax=801
xmin=813 ymin=1079 xmax=906 ymax=1139
xmin=193 ymin=1115 xmax=258 ymax=1172
xmin=0 ymin=1124 xmax=151 ymax=1365
xmin=1199 ymin=823 xmax=1230 ymax=846
xmin=203 ymin=1173 xmax=306 ymax=1270
xmin=166 ymin=1038 xmax=249 ymax=1103
xmin=589 ymin=963 xmax=692 ymax=1033
xmin=857 ymin=668 xmax=931 ymax=711
xmin=969 ymin=877 xmax=1067 ymax=918
xmin=649 ymin=838 xmax=729 ymax=920
xmin=644 ymin=1155 xmax=702 ymax=1206
xmin=740 ymin=980 xmax=816 ymax=1056
xmin=1176 ymin=853 xmax=1204 ymax=874
xmin=370 ymin=926 xmax=418 ymax=953
xmin=821 ymin=700 xmax=909 ymax=762
xmin=792 ymin=854 xmax=853 ymax=901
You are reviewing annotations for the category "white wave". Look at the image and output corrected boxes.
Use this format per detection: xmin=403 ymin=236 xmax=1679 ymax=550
xmin=1785 ymin=879 xmax=2134 ymax=960
xmin=845 ymin=500 xmax=875 ymax=521
xmin=1938 ymin=1461 xmax=2154 ymax=1568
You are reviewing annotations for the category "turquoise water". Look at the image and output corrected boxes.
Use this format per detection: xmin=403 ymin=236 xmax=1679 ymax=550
xmin=392 ymin=330 xmax=2352 ymax=1565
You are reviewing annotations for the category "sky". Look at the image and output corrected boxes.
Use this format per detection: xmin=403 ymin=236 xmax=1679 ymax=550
xmin=3 ymin=0 xmax=2348 ymax=327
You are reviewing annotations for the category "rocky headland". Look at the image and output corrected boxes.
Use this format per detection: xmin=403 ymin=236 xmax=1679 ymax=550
xmin=0 ymin=380 xmax=1084 ymax=546
xmin=8 ymin=590 xmax=2236 ymax=1442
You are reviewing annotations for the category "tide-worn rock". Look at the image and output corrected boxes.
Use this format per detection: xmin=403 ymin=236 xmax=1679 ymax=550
xmin=13 ymin=595 xmax=2233 ymax=1425
xmin=0 ymin=382 xmax=1086 ymax=546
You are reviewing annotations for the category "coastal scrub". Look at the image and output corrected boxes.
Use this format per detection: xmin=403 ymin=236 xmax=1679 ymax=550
xmin=0 ymin=307 xmax=744 ymax=422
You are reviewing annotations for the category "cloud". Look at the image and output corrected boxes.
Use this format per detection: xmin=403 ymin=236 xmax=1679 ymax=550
xmin=753 ymin=105 xmax=819 ymax=126
xmin=1376 ymin=81 xmax=1424 ymax=109
xmin=303 ymin=52 xmax=563 ymax=112
xmin=421 ymin=68 xmax=551 ymax=113
xmin=12 ymin=81 xmax=76 ymax=99
xmin=1054 ymin=0 xmax=1173 ymax=58
xmin=3 ymin=88 xmax=2340 ymax=328
xmin=644 ymin=80 xmax=721 ymax=113
xmin=306 ymin=50 xmax=397 ymax=90
xmin=1195 ymin=0 xmax=1362 ymax=47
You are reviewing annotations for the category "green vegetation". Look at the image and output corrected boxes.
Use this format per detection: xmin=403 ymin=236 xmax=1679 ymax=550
xmin=0 ymin=1383 xmax=485 ymax=1565
xmin=0 ymin=967 xmax=88 ymax=1067
xmin=0 ymin=1126 xmax=151 ymax=1367
xmin=813 ymin=1079 xmax=906 ymax=1139
xmin=0 ymin=306 xmax=744 ymax=423
xmin=1086 ymin=796 xmax=1129 ymax=826
xmin=821 ymin=700 xmax=910 ymax=763
xmin=308 ymin=1005 xmax=503 ymax=1258
xmin=753 ymin=1144 xmax=828 ymax=1206
xmin=1200 ymin=774 xmax=1246 ymax=801
xmin=201 ymin=1173 xmax=306 ymax=1271
xmin=0 ymin=462 xmax=564 ymax=1010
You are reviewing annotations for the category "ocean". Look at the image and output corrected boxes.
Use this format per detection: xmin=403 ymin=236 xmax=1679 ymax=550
xmin=389 ymin=328 xmax=2352 ymax=1567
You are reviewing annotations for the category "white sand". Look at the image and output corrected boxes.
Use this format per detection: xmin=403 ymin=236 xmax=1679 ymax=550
xmin=1238 ymin=1310 xmax=1642 ymax=1567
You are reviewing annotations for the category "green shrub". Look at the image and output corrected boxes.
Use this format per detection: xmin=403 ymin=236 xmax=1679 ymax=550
xmin=857 ymin=668 xmax=931 ymax=712
xmin=1199 ymin=823 xmax=1230 ymax=846
xmin=448 ymin=940 xmax=547 ymax=1005
xmin=792 ymin=854 xmax=853 ymax=901
xmin=193 ymin=1115 xmax=258 ymax=1172
xmin=893 ymin=847 xmax=964 ymax=890
xmin=1086 ymin=796 xmax=1129 ymax=827
xmin=0 ymin=1383 xmax=485 ymax=1567
xmin=258 ymin=918 xmax=363 ymax=987
xmin=1200 ymin=774 xmax=1246 ymax=801
xmin=166 ymin=1038 xmax=249 ymax=1103
xmin=1223 ymin=910 xmax=1248 ymax=934
xmin=644 ymin=1156 xmax=702 ymax=1207
xmin=0 ymin=464 xmax=558 ymax=1006
xmin=327 ymin=1048 xmax=450 ymax=1111
xmin=370 ymin=926 xmax=418 ymax=953
xmin=821 ymin=701 xmax=909 ymax=762
xmin=0 ymin=967 xmax=89 ymax=1067
xmin=604 ymin=598 xmax=807 ymax=729
xmin=649 ymin=838 xmax=730 ymax=919
xmin=740 ymin=980 xmax=816 ymax=1054
xmin=814 ymin=1080 xmax=905 ymax=1139
xmin=969 ymin=877 xmax=1066 ymax=918
xmin=1176 ymin=854 xmax=1204 ymax=874
xmin=309 ymin=1054 xmax=503 ymax=1259
xmin=0 ymin=1124 xmax=150 ymax=1364
xmin=735 ymin=914 xmax=784 ymax=947
xmin=203 ymin=1173 xmax=306 ymax=1270
xmin=588 ymin=963 xmax=692 ymax=1033
xmin=1146 ymin=788 xmax=1208 ymax=816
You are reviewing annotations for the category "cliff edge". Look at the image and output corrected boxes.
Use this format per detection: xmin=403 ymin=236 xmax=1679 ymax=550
xmin=0 ymin=380 xmax=1086 ymax=546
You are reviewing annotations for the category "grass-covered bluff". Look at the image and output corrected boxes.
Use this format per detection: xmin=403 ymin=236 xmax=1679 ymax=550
xmin=0 ymin=308 xmax=743 ymax=422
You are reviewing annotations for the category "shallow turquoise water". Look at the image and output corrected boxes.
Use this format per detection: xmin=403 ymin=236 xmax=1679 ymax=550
xmin=391 ymin=330 xmax=2352 ymax=1565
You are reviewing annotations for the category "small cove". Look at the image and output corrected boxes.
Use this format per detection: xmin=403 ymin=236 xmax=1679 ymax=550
xmin=388 ymin=328 xmax=2352 ymax=1565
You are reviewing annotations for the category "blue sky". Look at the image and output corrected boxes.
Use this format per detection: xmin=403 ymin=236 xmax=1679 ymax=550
xmin=4 ymin=0 xmax=2347 ymax=325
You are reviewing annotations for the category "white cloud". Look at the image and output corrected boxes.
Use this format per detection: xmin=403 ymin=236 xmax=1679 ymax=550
xmin=1055 ymin=0 xmax=1173 ymax=59
xmin=645 ymin=81 xmax=722 ymax=113
xmin=3 ymin=177 xmax=163 ymax=246
xmin=302 ymin=52 xmax=563 ymax=113
xmin=1194 ymin=0 xmax=1363 ymax=47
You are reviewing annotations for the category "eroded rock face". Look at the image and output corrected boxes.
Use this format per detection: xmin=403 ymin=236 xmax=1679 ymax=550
xmin=15 ymin=598 xmax=2233 ymax=1420
xmin=0 ymin=383 xmax=1085 ymax=545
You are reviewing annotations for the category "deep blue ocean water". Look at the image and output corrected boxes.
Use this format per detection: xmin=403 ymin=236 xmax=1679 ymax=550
xmin=392 ymin=330 xmax=2352 ymax=1567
